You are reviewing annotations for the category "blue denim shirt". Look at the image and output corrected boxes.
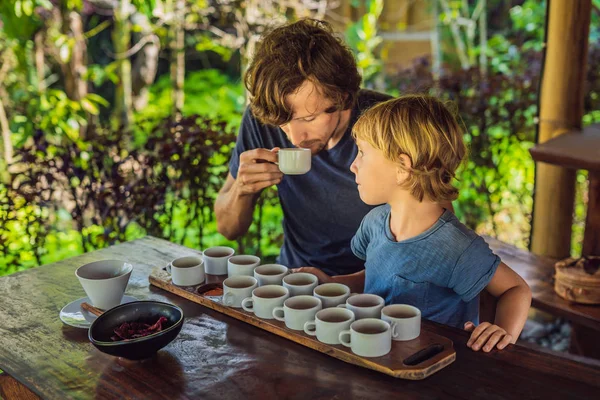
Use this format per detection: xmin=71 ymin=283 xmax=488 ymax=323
xmin=351 ymin=205 xmax=501 ymax=328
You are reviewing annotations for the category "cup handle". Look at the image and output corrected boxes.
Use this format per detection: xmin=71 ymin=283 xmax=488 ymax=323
xmin=339 ymin=330 xmax=352 ymax=347
xmin=336 ymin=304 xmax=347 ymax=308
xmin=223 ymin=292 xmax=234 ymax=306
xmin=166 ymin=263 xmax=172 ymax=274
xmin=391 ymin=322 xmax=399 ymax=339
xmin=272 ymin=306 xmax=285 ymax=321
xmin=303 ymin=320 xmax=317 ymax=336
xmin=241 ymin=297 xmax=254 ymax=313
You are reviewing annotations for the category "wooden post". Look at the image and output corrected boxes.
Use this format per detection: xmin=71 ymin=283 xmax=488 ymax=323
xmin=530 ymin=0 xmax=591 ymax=258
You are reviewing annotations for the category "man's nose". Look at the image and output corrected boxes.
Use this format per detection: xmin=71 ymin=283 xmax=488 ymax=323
xmin=284 ymin=121 xmax=306 ymax=145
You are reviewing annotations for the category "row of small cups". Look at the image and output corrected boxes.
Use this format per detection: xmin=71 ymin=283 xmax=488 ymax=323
xmin=166 ymin=247 xmax=318 ymax=287
xmin=166 ymin=246 xmax=238 ymax=284
xmin=166 ymin=251 xmax=301 ymax=287
xmin=224 ymin=274 xmax=421 ymax=358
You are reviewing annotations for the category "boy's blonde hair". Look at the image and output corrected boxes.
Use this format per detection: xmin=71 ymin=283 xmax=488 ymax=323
xmin=353 ymin=95 xmax=467 ymax=203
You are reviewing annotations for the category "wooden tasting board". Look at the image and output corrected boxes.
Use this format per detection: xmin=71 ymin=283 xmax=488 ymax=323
xmin=149 ymin=267 xmax=456 ymax=380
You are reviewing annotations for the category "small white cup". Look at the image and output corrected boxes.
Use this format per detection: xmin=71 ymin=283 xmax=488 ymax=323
xmin=203 ymin=246 xmax=235 ymax=275
xmin=282 ymin=272 xmax=319 ymax=297
xmin=166 ymin=256 xmax=205 ymax=286
xmin=313 ymin=283 xmax=351 ymax=308
xmin=75 ymin=260 xmax=133 ymax=310
xmin=254 ymin=264 xmax=289 ymax=286
xmin=339 ymin=318 xmax=392 ymax=358
xmin=242 ymin=285 xmax=289 ymax=319
xmin=277 ymin=148 xmax=311 ymax=175
xmin=272 ymin=295 xmax=322 ymax=330
xmin=337 ymin=293 xmax=385 ymax=320
xmin=303 ymin=308 xmax=355 ymax=345
xmin=227 ymin=255 xmax=261 ymax=277
xmin=381 ymin=304 xmax=421 ymax=341
xmin=222 ymin=276 xmax=258 ymax=308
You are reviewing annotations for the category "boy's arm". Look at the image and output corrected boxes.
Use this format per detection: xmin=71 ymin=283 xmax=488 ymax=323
xmin=466 ymin=262 xmax=531 ymax=351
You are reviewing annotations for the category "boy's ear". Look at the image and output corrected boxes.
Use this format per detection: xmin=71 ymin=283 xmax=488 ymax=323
xmin=399 ymin=154 xmax=413 ymax=169
xmin=396 ymin=154 xmax=412 ymax=184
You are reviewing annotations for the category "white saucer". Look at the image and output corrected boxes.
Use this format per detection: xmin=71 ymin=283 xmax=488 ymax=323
xmin=60 ymin=295 xmax=138 ymax=329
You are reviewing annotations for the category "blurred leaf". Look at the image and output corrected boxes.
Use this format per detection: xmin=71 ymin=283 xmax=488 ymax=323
xmin=80 ymin=98 xmax=99 ymax=115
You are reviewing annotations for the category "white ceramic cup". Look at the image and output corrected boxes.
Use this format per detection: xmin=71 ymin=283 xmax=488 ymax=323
xmin=242 ymin=285 xmax=289 ymax=319
xmin=75 ymin=260 xmax=133 ymax=310
xmin=203 ymin=246 xmax=235 ymax=275
xmin=227 ymin=255 xmax=261 ymax=277
xmin=381 ymin=304 xmax=421 ymax=341
xmin=339 ymin=318 xmax=392 ymax=358
xmin=222 ymin=276 xmax=258 ymax=308
xmin=166 ymin=255 xmax=205 ymax=286
xmin=337 ymin=293 xmax=385 ymax=320
xmin=254 ymin=264 xmax=289 ymax=286
xmin=303 ymin=307 xmax=355 ymax=345
xmin=313 ymin=283 xmax=351 ymax=308
xmin=282 ymin=272 xmax=319 ymax=297
xmin=272 ymin=295 xmax=322 ymax=330
xmin=277 ymin=148 xmax=311 ymax=175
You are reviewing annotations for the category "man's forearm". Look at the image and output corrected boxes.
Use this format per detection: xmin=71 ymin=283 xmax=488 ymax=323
xmin=215 ymin=184 xmax=257 ymax=240
xmin=331 ymin=270 xmax=366 ymax=293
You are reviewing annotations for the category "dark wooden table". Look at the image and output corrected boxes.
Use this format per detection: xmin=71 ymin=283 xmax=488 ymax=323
xmin=1 ymin=236 xmax=600 ymax=400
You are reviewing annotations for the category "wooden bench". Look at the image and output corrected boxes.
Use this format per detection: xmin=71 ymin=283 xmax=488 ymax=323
xmin=481 ymin=235 xmax=600 ymax=359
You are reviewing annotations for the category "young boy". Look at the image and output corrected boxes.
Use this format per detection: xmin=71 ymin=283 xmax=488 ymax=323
xmin=295 ymin=95 xmax=531 ymax=352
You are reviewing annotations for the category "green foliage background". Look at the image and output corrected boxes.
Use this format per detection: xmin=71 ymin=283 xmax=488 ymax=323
xmin=1 ymin=0 xmax=599 ymax=277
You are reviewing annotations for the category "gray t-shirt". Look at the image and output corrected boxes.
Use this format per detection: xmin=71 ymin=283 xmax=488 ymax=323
xmin=229 ymin=90 xmax=392 ymax=275
xmin=351 ymin=205 xmax=501 ymax=327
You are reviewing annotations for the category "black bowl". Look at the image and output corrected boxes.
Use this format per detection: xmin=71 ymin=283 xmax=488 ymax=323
xmin=89 ymin=301 xmax=184 ymax=360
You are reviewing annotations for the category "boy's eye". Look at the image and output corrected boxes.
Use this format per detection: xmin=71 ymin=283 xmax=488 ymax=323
xmin=302 ymin=117 xmax=316 ymax=122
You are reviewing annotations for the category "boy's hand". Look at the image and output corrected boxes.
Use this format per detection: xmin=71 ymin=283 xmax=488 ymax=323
xmin=290 ymin=267 xmax=332 ymax=284
xmin=464 ymin=321 xmax=513 ymax=352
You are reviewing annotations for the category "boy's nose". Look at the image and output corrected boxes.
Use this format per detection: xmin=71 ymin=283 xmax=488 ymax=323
xmin=350 ymin=155 xmax=359 ymax=173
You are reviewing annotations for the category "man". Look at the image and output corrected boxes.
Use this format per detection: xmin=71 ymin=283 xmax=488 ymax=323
xmin=214 ymin=18 xmax=392 ymax=277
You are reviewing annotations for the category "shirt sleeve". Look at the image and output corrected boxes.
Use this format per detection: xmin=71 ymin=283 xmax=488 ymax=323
xmin=351 ymin=216 xmax=370 ymax=260
xmin=448 ymin=236 xmax=501 ymax=302
xmin=228 ymin=108 xmax=265 ymax=179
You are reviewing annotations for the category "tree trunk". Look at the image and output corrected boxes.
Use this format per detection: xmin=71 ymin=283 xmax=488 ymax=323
xmin=131 ymin=12 xmax=159 ymax=111
xmin=62 ymin=10 xmax=87 ymax=101
xmin=478 ymin=0 xmax=487 ymax=77
xmin=530 ymin=0 xmax=591 ymax=258
xmin=0 ymin=98 xmax=13 ymax=164
xmin=34 ymin=31 xmax=45 ymax=92
xmin=113 ymin=0 xmax=133 ymax=127
xmin=170 ymin=0 xmax=185 ymax=119
xmin=0 ymin=53 xmax=13 ymax=164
